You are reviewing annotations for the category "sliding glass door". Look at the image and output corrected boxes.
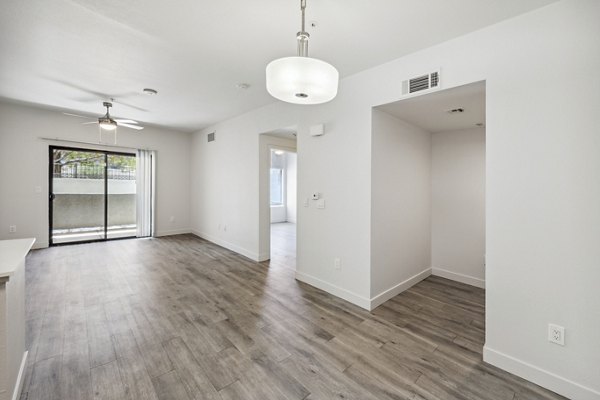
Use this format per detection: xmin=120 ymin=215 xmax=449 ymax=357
xmin=49 ymin=146 xmax=137 ymax=245
xmin=107 ymin=154 xmax=137 ymax=239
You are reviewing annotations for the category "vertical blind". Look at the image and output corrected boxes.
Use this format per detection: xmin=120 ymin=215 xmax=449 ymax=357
xmin=136 ymin=149 xmax=155 ymax=237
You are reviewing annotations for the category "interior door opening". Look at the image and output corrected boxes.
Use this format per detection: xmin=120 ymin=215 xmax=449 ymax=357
xmin=49 ymin=146 xmax=137 ymax=245
xmin=258 ymin=127 xmax=297 ymax=267
xmin=270 ymin=147 xmax=297 ymax=267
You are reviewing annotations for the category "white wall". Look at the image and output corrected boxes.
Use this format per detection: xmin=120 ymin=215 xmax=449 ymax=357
xmin=0 ymin=101 xmax=192 ymax=246
xmin=370 ymin=110 xmax=432 ymax=307
xmin=286 ymin=152 xmax=297 ymax=223
xmin=191 ymin=98 xmax=373 ymax=303
xmin=270 ymin=206 xmax=287 ymax=224
xmin=190 ymin=1 xmax=599 ymax=397
xmin=431 ymin=127 xmax=486 ymax=288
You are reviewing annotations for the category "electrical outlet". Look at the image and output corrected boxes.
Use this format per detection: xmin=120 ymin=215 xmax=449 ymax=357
xmin=9 ymin=225 xmax=16 ymax=233
xmin=334 ymin=257 xmax=341 ymax=270
xmin=548 ymin=324 xmax=565 ymax=346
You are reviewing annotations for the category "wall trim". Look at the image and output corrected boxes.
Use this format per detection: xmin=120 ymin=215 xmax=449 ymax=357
xmin=32 ymin=241 xmax=49 ymax=250
xmin=369 ymin=268 xmax=432 ymax=310
xmin=154 ymin=228 xmax=192 ymax=237
xmin=191 ymin=230 xmax=260 ymax=262
xmin=12 ymin=351 xmax=28 ymax=400
xmin=257 ymin=252 xmax=270 ymax=262
xmin=432 ymin=267 xmax=485 ymax=289
xmin=483 ymin=346 xmax=600 ymax=400
xmin=295 ymin=271 xmax=371 ymax=310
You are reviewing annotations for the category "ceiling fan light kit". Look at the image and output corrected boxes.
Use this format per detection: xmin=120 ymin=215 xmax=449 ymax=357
xmin=98 ymin=102 xmax=118 ymax=144
xmin=266 ymin=0 xmax=339 ymax=105
xmin=63 ymin=100 xmax=144 ymax=145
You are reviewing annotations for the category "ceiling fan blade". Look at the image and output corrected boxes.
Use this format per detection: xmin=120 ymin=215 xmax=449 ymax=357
xmin=114 ymin=119 xmax=138 ymax=124
xmin=63 ymin=112 xmax=95 ymax=119
xmin=82 ymin=121 xmax=98 ymax=125
xmin=118 ymin=122 xmax=144 ymax=130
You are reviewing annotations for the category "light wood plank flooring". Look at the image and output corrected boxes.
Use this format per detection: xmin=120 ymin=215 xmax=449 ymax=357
xmin=20 ymin=234 xmax=565 ymax=400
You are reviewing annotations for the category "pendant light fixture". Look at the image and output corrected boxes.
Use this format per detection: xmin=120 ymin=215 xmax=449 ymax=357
xmin=266 ymin=0 xmax=339 ymax=105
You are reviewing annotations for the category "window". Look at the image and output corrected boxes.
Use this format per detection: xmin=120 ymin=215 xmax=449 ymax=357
xmin=270 ymin=168 xmax=283 ymax=205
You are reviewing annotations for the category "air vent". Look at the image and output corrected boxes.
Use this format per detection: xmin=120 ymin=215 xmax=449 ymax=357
xmin=402 ymin=70 xmax=441 ymax=95
xmin=410 ymin=75 xmax=430 ymax=93
xmin=207 ymin=132 xmax=215 ymax=142
xmin=430 ymin=71 xmax=439 ymax=87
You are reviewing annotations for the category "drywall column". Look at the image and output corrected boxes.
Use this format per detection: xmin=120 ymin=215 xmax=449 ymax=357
xmin=0 ymin=238 xmax=34 ymax=400
xmin=431 ymin=127 xmax=486 ymax=287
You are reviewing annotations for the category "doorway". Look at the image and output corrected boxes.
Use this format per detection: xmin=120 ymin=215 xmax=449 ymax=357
xmin=258 ymin=128 xmax=297 ymax=266
xmin=270 ymin=148 xmax=297 ymax=266
xmin=49 ymin=146 xmax=137 ymax=245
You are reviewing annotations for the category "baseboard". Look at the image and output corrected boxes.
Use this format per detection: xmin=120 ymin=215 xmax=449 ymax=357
xmin=191 ymin=230 xmax=260 ymax=262
xmin=483 ymin=346 xmax=600 ymax=400
xmin=12 ymin=351 xmax=28 ymax=400
xmin=295 ymin=271 xmax=371 ymax=310
xmin=369 ymin=268 xmax=432 ymax=310
xmin=257 ymin=252 xmax=270 ymax=262
xmin=432 ymin=267 xmax=485 ymax=289
xmin=154 ymin=228 xmax=192 ymax=237
xmin=32 ymin=241 xmax=48 ymax=250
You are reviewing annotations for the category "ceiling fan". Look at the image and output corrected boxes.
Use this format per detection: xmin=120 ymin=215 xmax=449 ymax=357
xmin=64 ymin=101 xmax=144 ymax=131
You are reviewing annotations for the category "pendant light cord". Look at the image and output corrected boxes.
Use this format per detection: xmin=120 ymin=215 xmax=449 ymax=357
xmin=301 ymin=0 xmax=306 ymax=32
xmin=297 ymin=0 xmax=310 ymax=57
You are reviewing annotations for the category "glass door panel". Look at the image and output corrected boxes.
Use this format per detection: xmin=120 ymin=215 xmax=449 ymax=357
xmin=50 ymin=148 xmax=106 ymax=244
xmin=107 ymin=154 xmax=137 ymax=239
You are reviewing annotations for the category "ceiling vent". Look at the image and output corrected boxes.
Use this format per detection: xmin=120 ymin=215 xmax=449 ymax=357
xmin=207 ymin=132 xmax=215 ymax=142
xmin=402 ymin=70 xmax=441 ymax=95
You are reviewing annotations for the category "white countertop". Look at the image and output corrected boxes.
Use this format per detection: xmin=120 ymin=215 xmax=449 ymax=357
xmin=0 ymin=238 xmax=36 ymax=279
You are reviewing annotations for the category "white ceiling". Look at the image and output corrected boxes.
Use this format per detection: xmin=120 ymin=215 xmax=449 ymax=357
xmin=0 ymin=0 xmax=556 ymax=132
xmin=377 ymin=81 xmax=485 ymax=133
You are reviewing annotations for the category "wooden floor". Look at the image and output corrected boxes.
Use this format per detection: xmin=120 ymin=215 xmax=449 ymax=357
xmin=19 ymin=231 xmax=565 ymax=400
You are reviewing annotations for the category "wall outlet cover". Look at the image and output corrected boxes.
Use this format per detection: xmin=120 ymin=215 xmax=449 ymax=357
xmin=548 ymin=323 xmax=565 ymax=346
xmin=334 ymin=257 xmax=341 ymax=270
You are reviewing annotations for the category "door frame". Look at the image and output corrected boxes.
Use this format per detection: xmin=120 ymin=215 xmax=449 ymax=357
xmin=48 ymin=145 xmax=137 ymax=246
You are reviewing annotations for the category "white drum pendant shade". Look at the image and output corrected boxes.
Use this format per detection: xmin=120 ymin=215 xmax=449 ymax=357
xmin=266 ymin=56 xmax=339 ymax=105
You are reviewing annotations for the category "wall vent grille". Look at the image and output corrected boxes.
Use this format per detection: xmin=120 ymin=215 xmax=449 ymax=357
xmin=402 ymin=70 xmax=441 ymax=95
xmin=207 ymin=132 xmax=215 ymax=142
